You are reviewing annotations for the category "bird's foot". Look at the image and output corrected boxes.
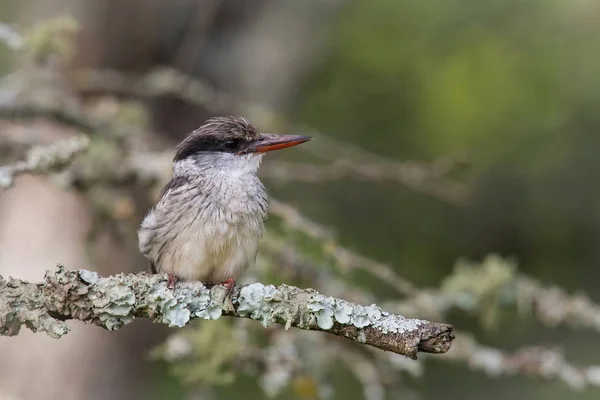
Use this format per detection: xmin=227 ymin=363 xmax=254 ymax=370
xmin=222 ymin=277 xmax=235 ymax=297
xmin=221 ymin=277 xmax=236 ymax=312
xmin=167 ymin=273 xmax=178 ymax=290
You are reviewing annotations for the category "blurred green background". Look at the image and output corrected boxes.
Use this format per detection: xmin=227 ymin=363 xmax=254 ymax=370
xmin=297 ymin=0 xmax=600 ymax=289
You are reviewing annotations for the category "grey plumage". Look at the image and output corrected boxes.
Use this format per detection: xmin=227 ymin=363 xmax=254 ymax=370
xmin=138 ymin=116 xmax=309 ymax=285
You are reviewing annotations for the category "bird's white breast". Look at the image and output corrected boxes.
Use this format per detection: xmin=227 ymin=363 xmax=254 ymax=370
xmin=138 ymin=155 xmax=268 ymax=283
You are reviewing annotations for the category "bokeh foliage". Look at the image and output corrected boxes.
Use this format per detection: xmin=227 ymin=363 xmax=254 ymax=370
xmin=292 ymin=0 xmax=600 ymax=291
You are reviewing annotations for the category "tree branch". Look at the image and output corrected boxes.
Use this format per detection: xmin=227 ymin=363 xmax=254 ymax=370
xmin=0 ymin=266 xmax=454 ymax=360
xmin=0 ymin=136 xmax=89 ymax=189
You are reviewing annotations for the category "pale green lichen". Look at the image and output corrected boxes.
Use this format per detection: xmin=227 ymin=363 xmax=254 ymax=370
xmin=193 ymin=289 xmax=222 ymax=320
xmin=352 ymin=305 xmax=382 ymax=328
xmin=147 ymin=283 xmax=191 ymax=327
xmin=334 ymin=301 xmax=353 ymax=324
xmin=372 ymin=313 xmax=424 ymax=334
xmin=307 ymin=294 xmax=335 ymax=329
xmin=38 ymin=313 xmax=70 ymax=338
xmin=307 ymin=293 xmax=424 ymax=333
xmin=237 ymin=283 xmax=283 ymax=327
xmin=90 ymin=278 xmax=135 ymax=330
xmin=166 ymin=307 xmax=191 ymax=328
xmin=78 ymin=269 xmax=98 ymax=285
xmin=146 ymin=282 xmax=225 ymax=327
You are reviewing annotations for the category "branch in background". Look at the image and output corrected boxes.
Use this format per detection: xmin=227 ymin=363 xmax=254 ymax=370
xmin=0 ymin=266 xmax=454 ymax=360
xmin=261 ymin=159 xmax=468 ymax=204
xmin=0 ymin=135 xmax=89 ymax=188
xmin=72 ymin=68 xmax=253 ymax=116
xmin=0 ymin=103 xmax=100 ymax=134
xmin=433 ymin=255 xmax=600 ymax=334
xmin=515 ymin=274 xmax=600 ymax=332
xmin=263 ymin=158 xmax=464 ymax=183
xmin=269 ymin=199 xmax=419 ymax=297
xmin=284 ymin=132 xmax=471 ymax=204
xmin=0 ymin=22 xmax=23 ymax=50
xmin=72 ymin=67 xmax=469 ymax=204
xmin=444 ymin=333 xmax=600 ymax=390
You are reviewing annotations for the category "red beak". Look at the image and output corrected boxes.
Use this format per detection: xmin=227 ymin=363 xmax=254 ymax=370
xmin=250 ymin=133 xmax=312 ymax=153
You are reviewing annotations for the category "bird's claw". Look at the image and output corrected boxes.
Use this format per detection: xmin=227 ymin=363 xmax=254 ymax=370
xmin=167 ymin=273 xmax=178 ymax=290
xmin=221 ymin=277 xmax=236 ymax=312
xmin=222 ymin=277 xmax=235 ymax=297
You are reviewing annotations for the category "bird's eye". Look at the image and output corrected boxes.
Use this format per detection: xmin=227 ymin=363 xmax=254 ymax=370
xmin=224 ymin=139 xmax=239 ymax=151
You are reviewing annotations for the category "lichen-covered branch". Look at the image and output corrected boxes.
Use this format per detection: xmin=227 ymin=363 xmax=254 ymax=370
xmin=0 ymin=136 xmax=89 ymax=188
xmin=0 ymin=267 xmax=453 ymax=359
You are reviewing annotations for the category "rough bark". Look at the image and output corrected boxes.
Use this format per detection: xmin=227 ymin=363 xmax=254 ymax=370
xmin=0 ymin=266 xmax=454 ymax=360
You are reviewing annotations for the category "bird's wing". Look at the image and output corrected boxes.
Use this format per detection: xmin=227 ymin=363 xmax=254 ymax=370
xmin=154 ymin=175 xmax=191 ymax=210
xmin=139 ymin=175 xmax=192 ymax=263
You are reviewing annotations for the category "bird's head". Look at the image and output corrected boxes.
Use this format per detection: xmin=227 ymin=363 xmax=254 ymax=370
xmin=173 ymin=116 xmax=311 ymax=175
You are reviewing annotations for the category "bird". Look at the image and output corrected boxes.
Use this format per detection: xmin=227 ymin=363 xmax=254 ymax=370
xmin=138 ymin=116 xmax=311 ymax=295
